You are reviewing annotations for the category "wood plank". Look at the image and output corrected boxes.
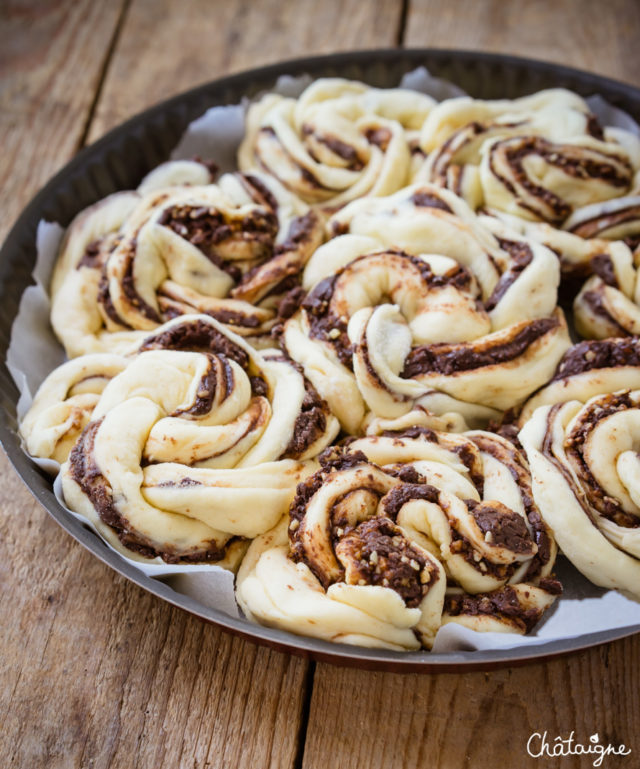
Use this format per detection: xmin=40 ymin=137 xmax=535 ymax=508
xmin=303 ymin=638 xmax=640 ymax=769
xmin=0 ymin=0 xmax=127 ymax=241
xmin=0 ymin=0 xmax=404 ymax=767
xmin=88 ymin=0 xmax=403 ymax=141
xmin=404 ymin=0 xmax=640 ymax=85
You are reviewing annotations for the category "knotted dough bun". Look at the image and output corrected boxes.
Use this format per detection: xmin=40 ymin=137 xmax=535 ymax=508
xmin=57 ymin=316 xmax=339 ymax=565
xmin=238 ymin=78 xmax=435 ymax=212
xmin=51 ymin=168 xmax=323 ymax=356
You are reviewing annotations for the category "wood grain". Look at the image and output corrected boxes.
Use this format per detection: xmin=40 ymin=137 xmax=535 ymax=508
xmin=0 ymin=0 xmax=126 ymax=240
xmin=303 ymin=638 xmax=640 ymax=768
xmin=88 ymin=0 xmax=403 ymax=141
xmin=405 ymin=0 xmax=640 ymax=85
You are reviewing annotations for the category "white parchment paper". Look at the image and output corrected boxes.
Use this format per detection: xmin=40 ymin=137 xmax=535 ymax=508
xmin=7 ymin=67 xmax=640 ymax=651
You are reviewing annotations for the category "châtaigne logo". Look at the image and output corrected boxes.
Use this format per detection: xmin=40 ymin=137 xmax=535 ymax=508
xmin=527 ymin=732 xmax=631 ymax=766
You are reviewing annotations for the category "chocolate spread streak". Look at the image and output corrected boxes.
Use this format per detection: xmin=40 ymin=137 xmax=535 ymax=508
xmin=120 ymin=245 xmax=163 ymax=323
xmin=541 ymin=403 xmax=602 ymax=532
xmin=69 ymin=420 xmax=235 ymax=563
xmin=469 ymin=433 xmax=551 ymax=578
xmin=565 ymin=392 xmax=640 ymax=529
xmin=139 ymin=319 xmax=268 ymax=395
xmin=382 ymin=483 xmax=439 ymax=519
xmin=170 ymin=354 xmax=235 ymax=417
xmin=301 ymin=124 xmax=364 ymax=170
xmin=591 ymin=253 xmax=618 ymax=287
xmin=158 ymin=203 xmax=278 ymax=280
xmin=586 ymin=114 xmax=605 ymax=140
xmin=364 ymin=126 xmax=392 ymax=151
xmin=77 ymin=239 xmax=103 ymax=270
xmin=140 ymin=318 xmax=249 ymax=365
xmin=551 ymin=338 xmax=640 ymax=380
xmin=302 ymin=275 xmax=352 ymax=367
xmin=484 ymin=239 xmax=533 ymax=311
xmin=444 ymin=584 xmax=558 ymax=633
xmin=241 ymin=173 xmax=279 ymax=212
xmin=258 ymin=127 xmax=324 ymax=190
xmin=467 ymin=499 xmax=535 ymax=555
xmin=580 ymin=291 xmax=629 ymax=335
xmin=488 ymin=137 xmax=631 ymax=223
xmin=568 ymin=204 xmax=640 ymax=239
xmin=277 ymin=286 xmax=307 ymax=322
xmin=411 ymin=191 xmax=454 ymax=213
xmin=281 ymin=378 xmax=329 ymax=459
xmin=276 ymin=211 xmax=319 ymax=253
xmin=98 ymin=274 xmax=132 ymax=328
xmin=335 ymin=517 xmax=437 ymax=607
xmin=402 ymin=317 xmax=558 ymax=378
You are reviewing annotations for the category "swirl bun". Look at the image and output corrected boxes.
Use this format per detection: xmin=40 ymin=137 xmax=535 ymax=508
xmin=350 ymin=427 xmax=560 ymax=634
xmin=238 ymin=78 xmax=435 ymax=212
xmin=58 ymin=317 xmax=338 ymax=564
xmin=51 ymin=171 xmax=323 ymax=357
xmin=519 ymin=391 xmax=640 ymax=600
xmin=237 ymin=450 xmax=446 ymax=650
xmin=416 ymin=89 xmax=639 ymax=221
xmin=284 ymin=190 xmax=569 ymax=429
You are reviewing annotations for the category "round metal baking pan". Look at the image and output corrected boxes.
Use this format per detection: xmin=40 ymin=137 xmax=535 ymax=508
xmin=2 ymin=49 xmax=639 ymax=672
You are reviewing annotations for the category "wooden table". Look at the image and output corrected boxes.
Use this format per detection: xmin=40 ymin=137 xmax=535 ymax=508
xmin=1 ymin=1 xmax=639 ymax=767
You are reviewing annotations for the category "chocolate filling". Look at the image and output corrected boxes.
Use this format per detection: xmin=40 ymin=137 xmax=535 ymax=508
xmin=241 ymin=173 xmax=279 ymax=212
xmin=580 ymin=290 xmax=629 ymax=335
xmin=281 ymin=380 xmax=329 ymax=459
xmin=97 ymin=273 xmax=132 ymax=328
xmin=467 ymin=500 xmax=535 ymax=555
xmin=302 ymin=125 xmax=363 ymax=170
xmin=139 ymin=318 xmax=249 ymax=366
xmin=77 ymin=239 xmax=103 ymax=270
xmin=402 ymin=317 xmax=557 ymax=377
xmin=382 ymin=483 xmax=440 ymax=519
xmin=68 ymin=420 xmax=236 ymax=563
xmin=591 ymin=253 xmax=618 ymax=287
xmin=565 ymin=391 xmax=640 ymax=528
xmin=411 ymin=191 xmax=454 ymax=213
xmin=364 ymin=126 xmax=392 ymax=151
xmin=484 ymin=239 xmax=533 ymax=312
xmin=158 ymin=203 xmax=278 ymax=280
xmin=552 ymin=338 xmax=640 ymax=380
xmin=120 ymin=246 xmax=163 ymax=323
xmin=335 ymin=517 xmax=437 ymax=607
xmin=469 ymin=432 xmax=551 ymax=577
xmin=444 ymin=585 xmax=548 ymax=633
xmin=568 ymin=204 xmax=640 ymax=239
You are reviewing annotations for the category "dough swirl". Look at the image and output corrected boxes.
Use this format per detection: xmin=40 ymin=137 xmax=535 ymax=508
xmin=519 ymin=391 xmax=640 ymax=599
